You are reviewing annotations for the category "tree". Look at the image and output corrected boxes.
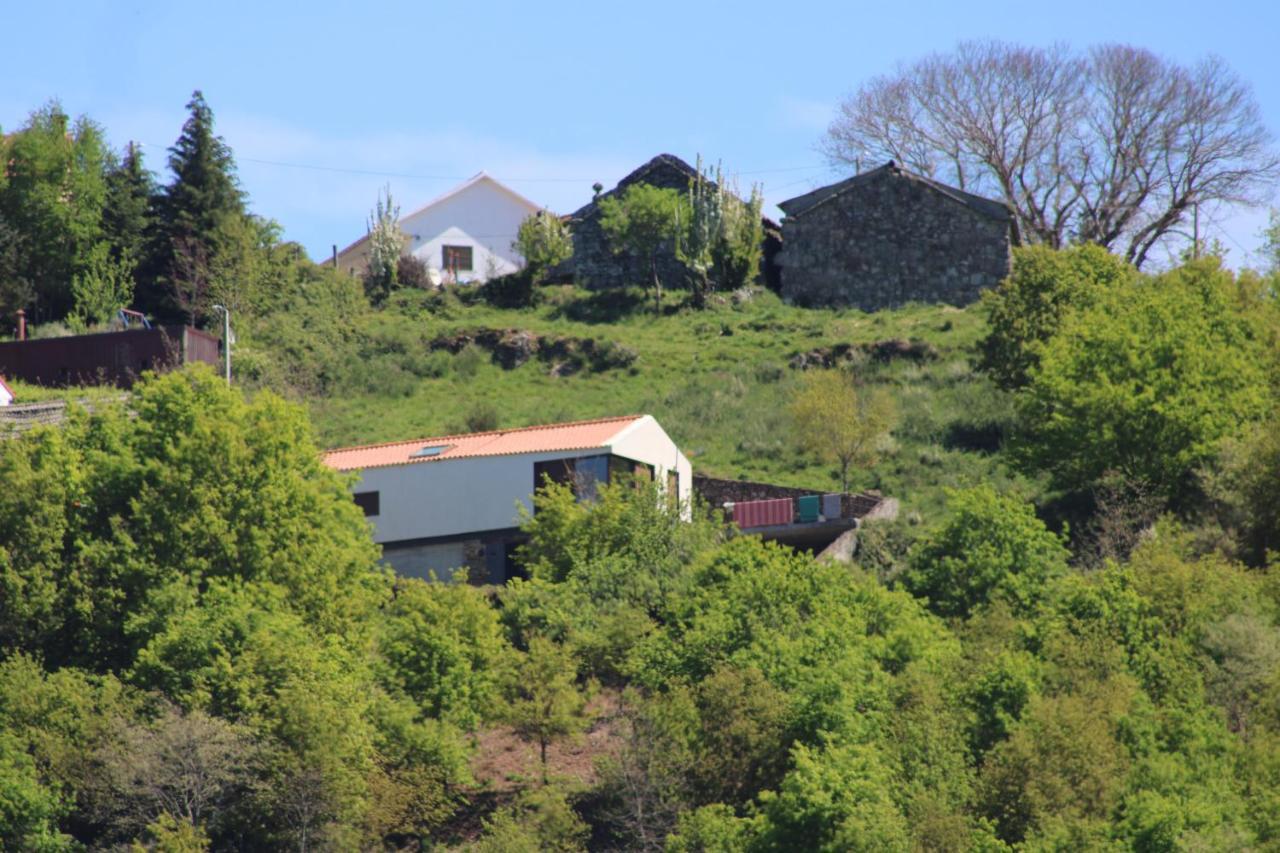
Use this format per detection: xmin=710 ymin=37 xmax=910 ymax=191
xmin=470 ymin=785 xmax=589 ymax=853
xmin=824 ymin=41 xmax=1280 ymax=267
xmin=514 ymin=209 xmax=572 ymax=281
xmin=69 ymin=242 xmax=134 ymax=329
xmin=497 ymin=636 xmax=590 ymax=784
xmin=147 ymin=91 xmax=246 ymax=322
xmin=978 ymin=244 xmax=1134 ymax=391
xmin=788 ymin=369 xmax=895 ymax=492
xmin=363 ymin=186 xmax=402 ymax=304
xmin=0 ymin=102 xmax=109 ymax=320
xmin=677 ymin=157 xmax=723 ymax=307
xmin=903 ymin=485 xmax=1070 ymax=620
xmin=95 ymin=706 xmax=255 ymax=839
xmin=677 ymin=159 xmax=765 ymax=306
xmin=1013 ymin=258 xmax=1271 ymax=503
xmin=102 ymin=142 xmax=155 ymax=282
xmin=598 ymin=183 xmax=690 ymax=313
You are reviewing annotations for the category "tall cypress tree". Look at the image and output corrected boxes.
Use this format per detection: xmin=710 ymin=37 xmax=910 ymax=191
xmin=142 ymin=91 xmax=246 ymax=322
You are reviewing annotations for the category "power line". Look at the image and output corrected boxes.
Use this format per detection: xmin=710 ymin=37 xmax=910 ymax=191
xmin=136 ymin=141 xmax=827 ymax=184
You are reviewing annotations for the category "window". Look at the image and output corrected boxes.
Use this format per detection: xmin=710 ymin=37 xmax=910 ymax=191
xmin=667 ymin=470 xmax=679 ymax=500
xmin=442 ymin=245 xmax=474 ymax=272
xmin=411 ymin=444 xmax=452 ymax=458
xmin=353 ymin=491 xmax=380 ymax=517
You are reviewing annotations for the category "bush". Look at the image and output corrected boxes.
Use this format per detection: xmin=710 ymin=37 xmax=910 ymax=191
xmin=978 ymin=245 xmax=1132 ymax=390
xmin=465 ymin=401 xmax=500 ymax=433
xmin=903 ymin=485 xmax=1069 ymax=620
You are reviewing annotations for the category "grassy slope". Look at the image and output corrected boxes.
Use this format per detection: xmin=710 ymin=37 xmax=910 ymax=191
xmin=303 ymin=286 xmax=1039 ymax=520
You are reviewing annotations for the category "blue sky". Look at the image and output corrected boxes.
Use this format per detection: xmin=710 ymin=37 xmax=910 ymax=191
xmin=3 ymin=0 xmax=1277 ymax=266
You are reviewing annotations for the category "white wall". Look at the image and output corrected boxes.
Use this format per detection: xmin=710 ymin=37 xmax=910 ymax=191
xmin=0 ymin=383 xmax=11 ymax=406
xmin=610 ymin=415 xmax=693 ymax=518
xmin=352 ymin=448 xmax=593 ymax=544
xmin=401 ymin=178 xmax=540 ymax=283
xmin=351 ymin=417 xmax=694 ymax=544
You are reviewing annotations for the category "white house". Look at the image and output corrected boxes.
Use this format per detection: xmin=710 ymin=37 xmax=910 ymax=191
xmin=0 ymin=376 xmax=13 ymax=406
xmin=323 ymin=415 xmax=693 ymax=583
xmin=331 ymin=173 xmax=547 ymax=284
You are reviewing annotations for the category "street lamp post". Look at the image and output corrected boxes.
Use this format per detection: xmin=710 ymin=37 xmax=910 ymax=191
xmin=212 ymin=304 xmax=231 ymax=384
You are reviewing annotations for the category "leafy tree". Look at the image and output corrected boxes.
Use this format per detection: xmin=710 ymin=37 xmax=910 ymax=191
xmin=514 ymin=209 xmax=572 ymax=281
xmin=598 ymin=183 xmax=691 ymax=313
xmin=470 ymin=785 xmax=588 ymax=853
xmin=0 ymin=731 xmax=71 ymax=852
xmin=904 ymin=485 xmax=1069 ymax=620
xmin=377 ymin=577 xmax=506 ymax=729
xmin=0 ymin=102 xmax=109 ymax=320
xmin=0 ymin=365 xmax=387 ymax=671
xmin=146 ymin=91 xmax=246 ymax=322
xmin=978 ymin=244 xmax=1133 ymax=390
xmin=497 ymin=636 xmax=591 ymax=784
xmin=69 ymin=241 xmax=134 ymax=328
xmin=363 ymin=185 xmax=402 ymax=304
xmin=678 ymin=157 xmax=723 ymax=307
xmin=789 ymin=369 xmax=895 ymax=492
xmin=1013 ymin=258 xmax=1271 ymax=503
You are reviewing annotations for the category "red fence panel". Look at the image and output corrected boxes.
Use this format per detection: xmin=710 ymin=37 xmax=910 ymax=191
xmin=732 ymin=498 xmax=795 ymax=529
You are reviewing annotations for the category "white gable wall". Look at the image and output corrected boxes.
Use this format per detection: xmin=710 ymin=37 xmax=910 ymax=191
xmin=400 ymin=177 xmax=540 ymax=283
xmin=609 ymin=415 xmax=693 ymax=516
xmin=0 ymin=381 xmax=12 ymax=406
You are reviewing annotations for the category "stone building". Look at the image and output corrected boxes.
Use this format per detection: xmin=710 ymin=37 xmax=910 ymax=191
xmin=777 ymin=162 xmax=1018 ymax=310
xmin=567 ymin=153 xmax=704 ymax=290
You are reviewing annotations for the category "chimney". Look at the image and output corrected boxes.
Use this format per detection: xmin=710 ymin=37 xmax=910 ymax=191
xmin=16 ymin=309 xmax=25 ymax=341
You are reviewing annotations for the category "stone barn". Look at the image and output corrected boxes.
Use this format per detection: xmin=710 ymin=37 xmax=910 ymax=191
xmin=777 ymin=161 xmax=1018 ymax=310
xmin=567 ymin=153 xmax=704 ymax=291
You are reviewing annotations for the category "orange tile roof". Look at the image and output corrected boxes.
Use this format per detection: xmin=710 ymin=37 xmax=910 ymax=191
xmin=323 ymin=415 xmax=645 ymax=471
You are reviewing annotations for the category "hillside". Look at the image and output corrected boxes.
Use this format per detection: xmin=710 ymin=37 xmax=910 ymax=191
xmin=273 ymin=285 xmax=1035 ymax=521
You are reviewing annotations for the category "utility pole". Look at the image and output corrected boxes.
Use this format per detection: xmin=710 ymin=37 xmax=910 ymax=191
xmin=212 ymin=304 xmax=231 ymax=384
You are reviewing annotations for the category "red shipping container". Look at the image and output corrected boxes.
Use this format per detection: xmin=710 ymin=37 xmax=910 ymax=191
xmin=732 ymin=498 xmax=794 ymax=529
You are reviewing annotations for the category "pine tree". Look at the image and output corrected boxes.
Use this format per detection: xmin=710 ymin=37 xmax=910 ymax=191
xmin=102 ymin=142 xmax=155 ymax=276
xmin=143 ymin=91 xmax=246 ymax=322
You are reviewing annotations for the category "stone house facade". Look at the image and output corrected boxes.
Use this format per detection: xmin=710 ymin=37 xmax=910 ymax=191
xmin=777 ymin=162 xmax=1017 ymax=310
xmin=567 ymin=153 xmax=704 ymax=291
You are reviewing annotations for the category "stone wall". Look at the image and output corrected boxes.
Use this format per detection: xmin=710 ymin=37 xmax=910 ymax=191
xmin=779 ymin=167 xmax=1014 ymax=310
xmin=570 ymin=155 xmax=701 ymax=291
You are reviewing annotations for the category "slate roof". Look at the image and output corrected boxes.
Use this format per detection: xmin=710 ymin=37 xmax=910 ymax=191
xmin=779 ymin=161 xmax=1013 ymax=223
xmin=569 ymin=153 xmax=703 ymax=221
xmin=322 ymin=415 xmax=647 ymax=471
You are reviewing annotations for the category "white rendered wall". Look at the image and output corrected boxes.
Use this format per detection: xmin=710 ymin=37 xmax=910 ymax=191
xmin=351 ymin=420 xmax=694 ymax=544
xmin=0 ymin=385 xmax=11 ymax=406
xmin=353 ymin=448 xmax=595 ymax=544
xmin=401 ymin=178 xmax=539 ymax=283
xmin=609 ymin=415 xmax=694 ymax=518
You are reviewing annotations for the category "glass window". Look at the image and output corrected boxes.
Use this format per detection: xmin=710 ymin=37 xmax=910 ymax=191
xmin=353 ymin=491 xmax=380 ymax=517
xmin=442 ymin=245 xmax=474 ymax=272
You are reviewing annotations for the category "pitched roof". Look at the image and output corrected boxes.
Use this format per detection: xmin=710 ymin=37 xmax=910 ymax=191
xmin=779 ymin=161 xmax=1013 ymax=222
xmin=330 ymin=172 xmax=549 ymax=263
xmin=323 ymin=414 xmax=647 ymax=471
xmin=569 ymin=153 xmax=703 ymax=220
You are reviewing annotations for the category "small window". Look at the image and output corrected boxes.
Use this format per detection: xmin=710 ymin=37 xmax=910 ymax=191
xmin=667 ymin=470 xmax=679 ymax=499
xmin=353 ymin=491 xmax=380 ymax=517
xmin=411 ymin=444 xmax=452 ymax=458
xmin=442 ymin=245 xmax=474 ymax=272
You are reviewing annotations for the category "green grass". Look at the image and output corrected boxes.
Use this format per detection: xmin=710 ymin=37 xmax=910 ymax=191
xmin=285 ymin=285 xmax=1039 ymax=521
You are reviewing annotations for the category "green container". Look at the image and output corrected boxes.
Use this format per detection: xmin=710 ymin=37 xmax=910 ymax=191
xmin=797 ymin=495 xmax=820 ymax=523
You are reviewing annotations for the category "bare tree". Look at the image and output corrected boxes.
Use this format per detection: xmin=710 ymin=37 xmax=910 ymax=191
xmin=824 ymin=41 xmax=1279 ymax=267
xmin=92 ymin=705 xmax=255 ymax=840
